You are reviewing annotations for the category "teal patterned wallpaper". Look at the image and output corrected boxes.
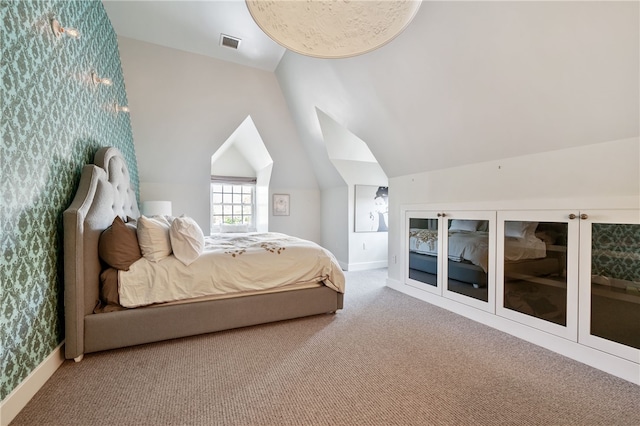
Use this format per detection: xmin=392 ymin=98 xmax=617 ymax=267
xmin=1 ymin=0 xmax=138 ymax=400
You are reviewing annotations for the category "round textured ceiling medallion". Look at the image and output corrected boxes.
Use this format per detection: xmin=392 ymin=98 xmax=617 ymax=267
xmin=246 ymin=0 xmax=421 ymax=59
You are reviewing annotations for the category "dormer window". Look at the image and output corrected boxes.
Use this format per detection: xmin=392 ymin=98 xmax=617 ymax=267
xmin=210 ymin=176 xmax=256 ymax=233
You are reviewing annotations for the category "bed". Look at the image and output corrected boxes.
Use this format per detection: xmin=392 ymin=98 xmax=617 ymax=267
xmin=408 ymin=219 xmax=563 ymax=289
xmin=63 ymin=147 xmax=345 ymax=361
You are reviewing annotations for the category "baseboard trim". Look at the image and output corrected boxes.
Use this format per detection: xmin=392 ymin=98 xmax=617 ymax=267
xmin=1 ymin=342 xmax=65 ymax=426
xmin=346 ymin=260 xmax=388 ymax=271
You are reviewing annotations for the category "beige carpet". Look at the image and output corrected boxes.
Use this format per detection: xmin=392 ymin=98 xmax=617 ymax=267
xmin=11 ymin=269 xmax=640 ymax=425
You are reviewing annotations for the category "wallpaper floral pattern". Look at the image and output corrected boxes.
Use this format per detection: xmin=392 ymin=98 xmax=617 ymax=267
xmin=1 ymin=0 xmax=138 ymax=400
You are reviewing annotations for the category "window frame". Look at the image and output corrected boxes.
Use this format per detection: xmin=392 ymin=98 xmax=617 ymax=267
xmin=210 ymin=176 xmax=257 ymax=233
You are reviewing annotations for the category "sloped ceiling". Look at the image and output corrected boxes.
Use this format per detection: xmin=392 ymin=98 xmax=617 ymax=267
xmin=212 ymin=115 xmax=273 ymax=173
xmin=318 ymin=107 xmax=387 ymax=186
xmin=318 ymin=108 xmax=379 ymax=164
xmin=275 ymin=1 xmax=639 ymax=186
xmin=103 ymin=0 xmax=285 ymax=71
xmin=104 ymin=1 xmax=638 ymax=190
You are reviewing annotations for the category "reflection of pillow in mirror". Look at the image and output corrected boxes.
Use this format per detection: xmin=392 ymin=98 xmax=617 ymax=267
xmin=535 ymin=230 xmax=557 ymax=245
xmin=449 ymin=219 xmax=480 ymax=232
xmin=505 ymin=221 xmax=538 ymax=239
xmin=477 ymin=221 xmax=489 ymax=232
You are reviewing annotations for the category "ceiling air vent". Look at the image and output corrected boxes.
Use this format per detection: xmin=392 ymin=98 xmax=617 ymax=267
xmin=220 ymin=34 xmax=241 ymax=50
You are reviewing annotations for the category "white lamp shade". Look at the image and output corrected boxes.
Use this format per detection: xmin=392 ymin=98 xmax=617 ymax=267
xmin=141 ymin=201 xmax=172 ymax=217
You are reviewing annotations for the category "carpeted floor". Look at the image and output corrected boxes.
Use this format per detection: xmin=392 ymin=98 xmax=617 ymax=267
xmin=11 ymin=268 xmax=640 ymax=425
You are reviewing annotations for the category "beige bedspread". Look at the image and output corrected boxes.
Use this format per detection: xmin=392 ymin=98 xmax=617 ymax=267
xmin=119 ymin=232 xmax=345 ymax=308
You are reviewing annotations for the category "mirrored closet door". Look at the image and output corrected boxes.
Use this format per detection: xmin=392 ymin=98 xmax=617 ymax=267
xmin=406 ymin=211 xmax=443 ymax=295
xmin=578 ymin=210 xmax=640 ymax=362
xmin=405 ymin=210 xmax=496 ymax=312
xmin=441 ymin=212 xmax=496 ymax=313
xmin=496 ymin=211 xmax=580 ymax=341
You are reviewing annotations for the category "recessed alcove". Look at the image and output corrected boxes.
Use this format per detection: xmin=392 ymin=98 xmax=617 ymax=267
xmin=210 ymin=115 xmax=273 ymax=233
xmin=316 ymin=107 xmax=388 ymax=271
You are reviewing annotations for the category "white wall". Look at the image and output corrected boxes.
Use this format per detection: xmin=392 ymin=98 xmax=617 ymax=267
xmin=118 ymin=37 xmax=321 ymax=239
xmin=269 ymin=188 xmax=321 ymax=243
xmin=317 ymin=109 xmax=389 ymax=269
xmin=321 ymin=186 xmax=349 ymax=268
xmin=319 ymin=180 xmax=389 ymax=271
xmin=341 ymin=168 xmax=388 ymax=270
xmin=121 ymin=2 xmax=638 ymax=262
xmin=387 ymin=138 xmax=640 ymax=282
xmin=274 ymin=1 xmax=638 ymax=272
xmin=275 ymin=2 xmax=638 ymax=182
xmin=348 ymin=184 xmax=389 ymax=271
xmin=211 ymin=145 xmax=255 ymax=177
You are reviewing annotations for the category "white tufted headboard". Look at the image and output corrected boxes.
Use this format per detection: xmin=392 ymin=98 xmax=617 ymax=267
xmin=63 ymin=147 xmax=139 ymax=360
xmin=94 ymin=147 xmax=140 ymax=220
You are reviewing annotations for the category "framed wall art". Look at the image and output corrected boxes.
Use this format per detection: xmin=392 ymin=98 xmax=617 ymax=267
xmin=354 ymin=185 xmax=388 ymax=232
xmin=273 ymin=193 xmax=290 ymax=216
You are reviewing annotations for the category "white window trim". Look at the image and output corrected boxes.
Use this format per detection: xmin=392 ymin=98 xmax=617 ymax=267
xmin=210 ymin=176 xmax=257 ymax=233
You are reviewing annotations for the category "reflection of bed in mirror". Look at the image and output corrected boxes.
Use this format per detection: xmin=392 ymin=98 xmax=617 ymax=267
xmin=408 ymin=219 xmax=565 ymax=291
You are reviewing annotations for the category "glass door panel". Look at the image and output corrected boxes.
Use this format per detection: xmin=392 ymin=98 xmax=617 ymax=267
xmin=445 ymin=218 xmax=490 ymax=302
xmin=579 ymin=210 xmax=640 ymax=362
xmin=441 ymin=212 xmax=496 ymax=313
xmin=502 ymin=221 xmax=568 ymax=326
xmin=497 ymin=211 xmax=579 ymax=341
xmin=406 ymin=211 xmax=442 ymax=295
xmin=590 ymin=223 xmax=640 ymax=348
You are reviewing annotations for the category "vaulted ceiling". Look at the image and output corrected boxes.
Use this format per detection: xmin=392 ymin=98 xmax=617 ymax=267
xmin=103 ymin=0 xmax=285 ymax=71
xmin=104 ymin=1 xmax=639 ymax=190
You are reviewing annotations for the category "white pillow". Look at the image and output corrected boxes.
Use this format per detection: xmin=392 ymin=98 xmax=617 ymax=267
xmin=505 ymin=221 xmax=538 ymax=239
xmin=170 ymin=216 xmax=205 ymax=266
xmin=136 ymin=215 xmax=172 ymax=262
xmin=449 ymin=219 xmax=480 ymax=232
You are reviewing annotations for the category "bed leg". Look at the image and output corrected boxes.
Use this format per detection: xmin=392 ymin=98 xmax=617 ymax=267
xmin=73 ymin=354 xmax=84 ymax=363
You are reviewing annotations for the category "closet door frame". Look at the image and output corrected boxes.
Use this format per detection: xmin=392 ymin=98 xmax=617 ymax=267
xmin=441 ymin=210 xmax=497 ymax=313
xmin=405 ymin=210 xmax=444 ymax=296
xmin=578 ymin=209 xmax=640 ymax=363
xmin=496 ymin=210 xmax=580 ymax=341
